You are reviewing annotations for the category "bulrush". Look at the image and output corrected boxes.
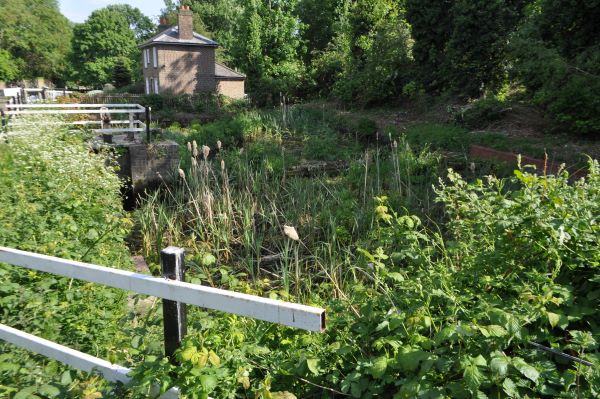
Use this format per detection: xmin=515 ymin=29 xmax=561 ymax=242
xmin=202 ymin=145 xmax=210 ymax=160
xmin=187 ymin=142 xmax=192 ymax=152
xmin=221 ymin=159 xmax=225 ymax=171
xmin=217 ymin=140 xmax=222 ymax=150
xmin=178 ymin=168 xmax=185 ymax=179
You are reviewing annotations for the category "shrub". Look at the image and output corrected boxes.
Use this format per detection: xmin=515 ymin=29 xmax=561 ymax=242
xmin=453 ymin=96 xmax=510 ymax=129
xmin=0 ymin=117 xmax=133 ymax=398
xmin=356 ymin=117 xmax=378 ymax=143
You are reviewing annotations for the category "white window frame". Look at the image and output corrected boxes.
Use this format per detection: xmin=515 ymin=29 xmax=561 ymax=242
xmin=153 ymin=47 xmax=158 ymax=68
xmin=145 ymin=78 xmax=150 ymax=94
xmin=144 ymin=49 xmax=149 ymax=68
xmin=154 ymin=78 xmax=159 ymax=94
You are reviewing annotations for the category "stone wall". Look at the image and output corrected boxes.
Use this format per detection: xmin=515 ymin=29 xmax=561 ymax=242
xmin=128 ymin=141 xmax=180 ymax=194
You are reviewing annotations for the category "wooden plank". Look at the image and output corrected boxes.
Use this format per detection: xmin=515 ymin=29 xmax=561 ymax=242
xmin=0 ymin=324 xmax=180 ymax=399
xmin=0 ymin=247 xmax=326 ymax=332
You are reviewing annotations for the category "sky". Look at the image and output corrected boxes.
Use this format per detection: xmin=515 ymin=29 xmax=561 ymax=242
xmin=59 ymin=0 xmax=166 ymax=23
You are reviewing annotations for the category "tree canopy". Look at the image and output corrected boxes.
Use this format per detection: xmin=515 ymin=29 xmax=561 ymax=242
xmin=0 ymin=0 xmax=72 ymax=82
xmin=69 ymin=5 xmax=154 ymax=87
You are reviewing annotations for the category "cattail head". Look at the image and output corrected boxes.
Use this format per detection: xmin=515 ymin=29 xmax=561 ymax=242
xmin=178 ymin=168 xmax=185 ymax=179
xmin=283 ymin=225 xmax=299 ymax=241
xmin=192 ymin=140 xmax=198 ymax=151
xmin=217 ymin=140 xmax=222 ymax=150
xmin=191 ymin=157 xmax=198 ymax=167
xmin=202 ymin=145 xmax=210 ymax=160
xmin=187 ymin=142 xmax=192 ymax=152
xmin=221 ymin=159 xmax=225 ymax=171
xmin=392 ymin=140 xmax=398 ymax=149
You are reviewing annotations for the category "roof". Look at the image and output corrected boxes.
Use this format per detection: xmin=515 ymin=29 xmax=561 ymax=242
xmin=215 ymin=63 xmax=245 ymax=80
xmin=139 ymin=26 xmax=218 ymax=48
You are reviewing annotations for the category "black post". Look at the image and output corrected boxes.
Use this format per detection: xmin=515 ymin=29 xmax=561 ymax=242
xmin=145 ymin=106 xmax=151 ymax=143
xmin=160 ymin=246 xmax=187 ymax=364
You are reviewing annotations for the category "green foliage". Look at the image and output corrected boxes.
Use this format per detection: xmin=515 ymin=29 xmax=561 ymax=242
xmin=0 ymin=0 xmax=72 ymax=81
xmin=405 ymin=0 xmax=454 ymax=93
xmin=356 ymin=117 xmax=378 ymax=142
xmin=0 ymin=118 xmax=133 ymax=397
xmin=453 ymin=96 xmax=511 ymax=129
xmin=0 ymin=48 xmax=20 ymax=82
xmin=70 ymin=5 xmax=153 ymax=87
xmin=510 ymin=1 xmax=600 ymax=135
xmin=232 ymin=0 xmax=306 ymax=104
xmin=406 ymin=0 xmax=529 ymax=98
xmin=113 ymin=57 xmax=133 ymax=88
xmin=331 ymin=0 xmax=413 ymax=104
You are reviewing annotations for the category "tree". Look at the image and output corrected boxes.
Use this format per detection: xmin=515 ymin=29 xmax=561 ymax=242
xmin=104 ymin=4 xmax=156 ymax=43
xmin=0 ymin=49 xmax=20 ymax=82
xmin=232 ymin=0 xmax=306 ymax=103
xmin=327 ymin=0 xmax=412 ymax=104
xmin=0 ymin=0 xmax=72 ymax=81
xmin=510 ymin=0 xmax=600 ymax=135
xmin=405 ymin=0 xmax=454 ymax=93
xmin=70 ymin=6 xmax=152 ymax=87
xmin=113 ymin=57 xmax=133 ymax=88
xmin=445 ymin=0 xmax=522 ymax=97
xmin=297 ymin=0 xmax=341 ymax=59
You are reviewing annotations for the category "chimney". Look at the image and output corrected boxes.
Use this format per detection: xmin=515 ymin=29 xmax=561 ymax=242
xmin=158 ymin=16 xmax=170 ymax=31
xmin=178 ymin=5 xmax=193 ymax=40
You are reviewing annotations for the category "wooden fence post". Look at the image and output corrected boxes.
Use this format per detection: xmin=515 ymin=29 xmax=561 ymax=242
xmin=160 ymin=247 xmax=187 ymax=364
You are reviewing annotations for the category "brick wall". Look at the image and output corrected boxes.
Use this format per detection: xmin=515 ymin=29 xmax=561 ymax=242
xmin=217 ymin=79 xmax=245 ymax=99
xmin=177 ymin=9 xmax=194 ymax=40
xmin=156 ymin=45 xmax=216 ymax=95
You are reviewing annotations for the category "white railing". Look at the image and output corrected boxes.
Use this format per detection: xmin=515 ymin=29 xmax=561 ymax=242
xmin=0 ymin=246 xmax=326 ymax=397
xmin=3 ymin=103 xmax=148 ymax=135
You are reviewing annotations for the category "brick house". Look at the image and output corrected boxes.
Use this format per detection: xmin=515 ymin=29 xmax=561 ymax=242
xmin=139 ymin=6 xmax=245 ymax=98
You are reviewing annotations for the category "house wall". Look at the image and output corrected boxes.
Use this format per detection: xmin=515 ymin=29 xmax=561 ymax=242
xmin=156 ymin=45 xmax=216 ymax=95
xmin=142 ymin=46 xmax=160 ymax=94
xmin=216 ymin=79 xmax=245 ymax=99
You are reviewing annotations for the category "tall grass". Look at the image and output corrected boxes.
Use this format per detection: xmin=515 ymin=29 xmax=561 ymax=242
xmin=137 ymin=107 xmax=445 ymax=301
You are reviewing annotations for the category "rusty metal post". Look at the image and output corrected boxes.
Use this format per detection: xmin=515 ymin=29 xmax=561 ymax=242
xmin=160 ymin=247 xmax=187 ymax=364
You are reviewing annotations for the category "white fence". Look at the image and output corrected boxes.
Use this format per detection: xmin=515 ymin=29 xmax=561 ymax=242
xmin=3 ymin=103 xmax=148 ymax=135
xmin=0 ymin=246 xmax=326 ymax=397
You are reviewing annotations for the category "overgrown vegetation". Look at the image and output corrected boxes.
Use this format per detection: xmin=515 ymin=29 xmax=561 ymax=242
xmin=127 ymin=108 xmax=599 ymax=398
xmin=0 ymin=119 xmax=134 ymax=398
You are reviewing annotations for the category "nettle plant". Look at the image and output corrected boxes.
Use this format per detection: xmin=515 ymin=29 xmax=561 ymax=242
xmin=344 ymin=162 xmax=599 ymax=398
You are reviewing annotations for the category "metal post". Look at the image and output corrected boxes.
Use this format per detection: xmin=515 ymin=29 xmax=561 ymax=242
xmin=145 ymin=106 xmax=151 ymax=143
xmin=160 ymin=247 xmax=187 ymax=364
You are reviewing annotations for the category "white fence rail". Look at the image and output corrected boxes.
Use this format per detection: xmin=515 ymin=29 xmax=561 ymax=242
xmin=0 ymin=247 xmax=325 ymax=331
xmin=0 ymin=246 xmax=326 ymax=396
xmin=0 ymin=324 xmax=180 ymax=399
xmin=3 ymin=103 xmax=148 ymax=135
